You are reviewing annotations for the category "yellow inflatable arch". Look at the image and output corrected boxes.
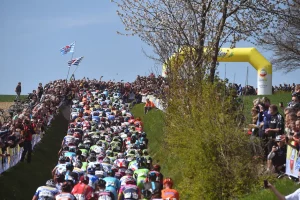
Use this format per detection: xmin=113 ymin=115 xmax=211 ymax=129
xmin=162 ymin=48 xmax=272 ymax=95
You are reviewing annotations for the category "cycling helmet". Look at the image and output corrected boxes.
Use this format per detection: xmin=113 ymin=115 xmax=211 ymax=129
xmin=148 ymin=172 xmax=157 ymax=181
xmin=163 ymin=178 xmax=173 ymax=187
xmin=88 ymin=156 xmax=97 ymax=162
xmin=142 ymin=149 xmax=149 ymax=155
xmin=66 ymin=163 xmax=74 ymax=171
xmin=106 ymin=150 xmax=113 ymax=157
xmin=141 ymin=132 xmax=147 ymax=138
xmin=46 ymin=179 xmax=56 ymax=187
xmin=125 ymin=169 xmax=133 ymax=175
xmin=98 ymin=179 xmax=106 ymax=187
xmin=102 ymin=157 xmax=110 ymax=164
xmin=74 ymin=161 xmax=83 ymax=168
xmin=78 ymin=143 xmax=85 ymax=149
xmin=63 ymin=146 xmax=69 ymax=151
xmin=69 ymin=124 xmax=75 ymax=128
xmin=87 ymin=167 xmax=95 ymax=175
xmin=152 ymin=164 xmax=161 ymax=172
xmin=107 ymin=169 xmax=115 ymax=177
xmin=80 ymin=175 xmax=89 ymax=184
xmin=117 ymin=153 xmax=125 ymax=159
xmin=59 ymin=156 xmax=66 ymax=163
xmin=125 ymin=177 xmax=136 ymax=185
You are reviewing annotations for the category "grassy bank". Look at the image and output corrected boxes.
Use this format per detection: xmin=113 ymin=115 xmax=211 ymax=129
xmin=0 ymin=106 xmax=69 ymax=200
xmin=131 ymin=93 xmax=295 ymax=199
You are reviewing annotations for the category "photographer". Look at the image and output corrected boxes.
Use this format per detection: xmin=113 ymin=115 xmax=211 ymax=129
xmin=267 ymin=181 xmax=300 ymax=200
xmin=266 ymin=135 xmax=287 ymax=176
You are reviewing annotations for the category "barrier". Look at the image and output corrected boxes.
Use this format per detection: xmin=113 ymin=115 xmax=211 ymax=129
xmin=141 ymin=95 xmax=165 ymax=112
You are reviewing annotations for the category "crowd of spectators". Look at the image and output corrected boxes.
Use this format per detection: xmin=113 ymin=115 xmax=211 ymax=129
xmin=248 ymin=84 xmax=300 ymax=179
xmin=0 ymin=80 xmax=73 ymax=162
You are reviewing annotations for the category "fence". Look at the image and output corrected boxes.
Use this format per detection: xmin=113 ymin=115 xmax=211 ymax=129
xmin=0 ymin=133 xmax=43 ymax=174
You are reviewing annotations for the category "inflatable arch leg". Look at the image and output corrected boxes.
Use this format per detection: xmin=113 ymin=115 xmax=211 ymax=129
xmin=162 ymin=48 xmax=272 ymax=95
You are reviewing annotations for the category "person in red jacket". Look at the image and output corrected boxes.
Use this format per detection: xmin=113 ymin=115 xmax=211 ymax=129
xmin=20 ymin=119 xmax=36 ymax=163
xmin=71 ymin=175 xmax=94 ymax=200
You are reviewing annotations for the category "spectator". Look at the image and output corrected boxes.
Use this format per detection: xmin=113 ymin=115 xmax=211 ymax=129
xmin=20 ymin=119 xmax=36 ymax=163
xmin=37 ymin=83 xmax=44 ymax=101
xmin=144 ymin=98 xmax=155 ymax=114
xmin=15 ymin=82 xmax=21 ymax=100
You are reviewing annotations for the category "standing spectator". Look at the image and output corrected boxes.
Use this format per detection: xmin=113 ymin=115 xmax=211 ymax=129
xmin=15 ymin=82 xmax=21 ymax=100
xmin=37 ymin=83 xmax=44 ymax=101
xmin=20 ymin=119 xmax=35 ymax=163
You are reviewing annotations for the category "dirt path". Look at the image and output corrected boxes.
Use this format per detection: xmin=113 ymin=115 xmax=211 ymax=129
xmin=0 ymin=102 xmax=13 ymax=110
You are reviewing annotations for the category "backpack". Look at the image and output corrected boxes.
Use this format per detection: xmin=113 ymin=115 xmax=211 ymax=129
xmin=98 ymin=190 xmax=113 ymax=200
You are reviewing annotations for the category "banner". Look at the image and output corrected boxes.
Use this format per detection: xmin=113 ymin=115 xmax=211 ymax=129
xmin=285 ymin=144 xmax=299 ymax=178
xmin=141 ymin=95 xmax=165 ymax=112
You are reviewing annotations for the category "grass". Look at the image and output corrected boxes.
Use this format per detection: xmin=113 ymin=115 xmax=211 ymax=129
xmin=0 ymin=106 xmax=69 ymax=200
xmin=242 ymin=179 xmax=299 ymax=200
xmin=0 ymin=95 xmax=27 ymax=102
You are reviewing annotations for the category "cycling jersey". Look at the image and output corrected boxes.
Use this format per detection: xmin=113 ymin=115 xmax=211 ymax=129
xmin=71 ymin=183 xmax=94 ymax=200
xmin=87 ymin=174 xmax=99 ymax=189
xmin=118 ymin=184 xmax=141 ymax=200
xmin=103 ymin=176 xmax=121 ymax=200
xmin=120 ymin=175 xmax=133 ymax=186
xmin=34 ymin=186 xmax=59 ymax=200
xmin=55 ymin=192 xmax=76 ymax=200
xmin=94 ymin=189 xmax=115 ymax=200
xmin=161 ymin=189 xmax=180 ymax=200
xmin=133 ymin=168 xmax=149 ymax=189
xmin=114 ymin=159 xmax=127 ymax=168
xmin=142 ymin=181 xmax=162 ymax=199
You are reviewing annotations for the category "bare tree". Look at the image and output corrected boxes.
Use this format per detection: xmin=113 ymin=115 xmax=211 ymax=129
xmin=259 ymin=0 xmax=300 ymax=73
xmin=112 ymin=0 xmax=289 ymax=82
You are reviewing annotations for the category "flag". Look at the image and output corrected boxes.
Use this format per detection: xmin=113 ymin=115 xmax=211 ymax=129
xmin=68 ymin=56 xmax=84 ymax=66
xmin=70 ymin=74 xmax=75 ymax=81
xmin=60 ymin=41 xmax=75 ymax=55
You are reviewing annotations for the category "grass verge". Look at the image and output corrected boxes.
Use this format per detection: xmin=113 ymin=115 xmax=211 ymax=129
xmin=0 ymin=106 xmax=69 ymax=200
xmin=0 ymin=95 xmax=27 ymax=102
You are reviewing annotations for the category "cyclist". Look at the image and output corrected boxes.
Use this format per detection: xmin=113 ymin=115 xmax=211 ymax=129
xmin=94 ymin=179 xmax=115 ymax=200
xmin=133 ymin=157 xmax=149 ymax=189
xmin=32 ymin=179 xmax=59 ymax=200
xmin=103 ymin=169 xmax=121 ymax=200
xmin=55 ymin=181 xmax=76 ymax=200
xmin=71 ymin=175 xmax=94 ymax=200
xmin=86 ymin=167 xmax=99 ymax=190
xmin=142 ymin=172 xmax=162 ymax=199
xmin=118 ymin=177 xmax=140 ymax=200
xmin=161 ymin=178 xmax=180 ymax=200
xmin=120 ymin=169 xmax=134 ymax=186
